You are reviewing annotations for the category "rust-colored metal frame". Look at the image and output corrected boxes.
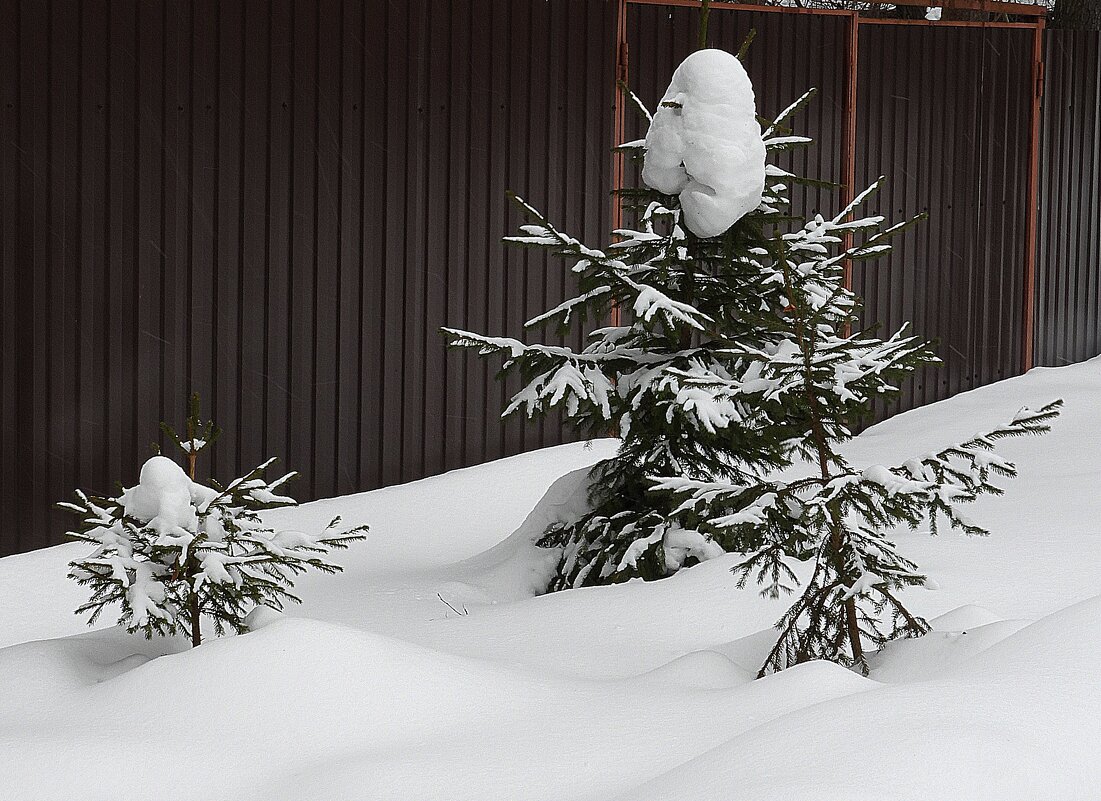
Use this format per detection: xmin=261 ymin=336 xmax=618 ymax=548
xmin=613 ymin=0 xmax=1047 ymax=372
xmin=625 ymin=0 xmax=1046 ymax=16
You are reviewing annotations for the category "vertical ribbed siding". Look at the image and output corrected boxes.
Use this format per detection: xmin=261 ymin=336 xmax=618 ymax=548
xmin=0 ymin=0 xmax=617 ymax=555
xmin=2 ymin=3 xmax=1091 ymax=558
xmin=1036 ymin=31 xmax=1101 ymax=368
xmin=854 ymin=24 xmax=1033 ymax=417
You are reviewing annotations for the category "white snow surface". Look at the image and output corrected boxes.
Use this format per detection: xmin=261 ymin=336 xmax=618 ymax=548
xmin=2 ymin=358 xmax=1101 ymax=799
xmin=642 ymin=49 xmax=766 ymax=237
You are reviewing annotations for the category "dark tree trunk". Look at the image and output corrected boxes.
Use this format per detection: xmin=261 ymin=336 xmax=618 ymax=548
xmin=189 ymin=591 xmax=202 ymax=648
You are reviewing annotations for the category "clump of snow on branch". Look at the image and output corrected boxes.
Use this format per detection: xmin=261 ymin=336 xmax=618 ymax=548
xmin=642 ymin=48 xmax=766 ymax=237
xmin=62 ymin=455 xmax=366 ymax=641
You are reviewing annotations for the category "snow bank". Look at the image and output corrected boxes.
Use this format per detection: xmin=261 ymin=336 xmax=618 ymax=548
xmin=3 ymin=359 xmax=1101 ymax=799
xmin=451 ymin=462 xmax=598 ymax=598
xmin=614 ymin=596 xmax=1101 ymax=801
xmin=0 ymin=440 xmax=619 ymax=650
xmin=0 ymin=615 xmax=870 ymax=801
xmin=642 ymin=48 xmax=766 ymax=237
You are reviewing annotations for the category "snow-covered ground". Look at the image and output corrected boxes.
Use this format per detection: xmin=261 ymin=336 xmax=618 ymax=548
xmin=2 ymin=358 xmax=1100 ymax=800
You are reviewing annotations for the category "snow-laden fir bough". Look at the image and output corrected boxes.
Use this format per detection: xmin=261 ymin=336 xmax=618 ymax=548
xmin=62 ymin=397 xmax=366 ymax=646
xmin=445 ymin=46 xmax=1060 ymax=673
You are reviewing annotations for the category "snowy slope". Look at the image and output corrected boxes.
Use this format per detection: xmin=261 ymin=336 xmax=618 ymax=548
xmin=1 ymin=358 xmax=1100 ymax=800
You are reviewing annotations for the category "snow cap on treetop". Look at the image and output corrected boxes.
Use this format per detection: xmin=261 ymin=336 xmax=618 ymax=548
xmin=642 ymin=48 xmax=765 ymax=238
xmin=120 ymin=456 xmax=199 ymax=539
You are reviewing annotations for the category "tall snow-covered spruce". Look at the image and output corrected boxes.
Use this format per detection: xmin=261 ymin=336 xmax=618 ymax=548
xmin=445 ymin=48 xmax=799 ymax=588
xmin=62 ymin=397 xmax=366 ymax=646
xmin=444 ymin=42 xmax=1059 ymax=674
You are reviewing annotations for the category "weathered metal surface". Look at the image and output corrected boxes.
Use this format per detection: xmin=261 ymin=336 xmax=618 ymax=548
xmin=0 ymin=0 xmax=617 ymax=554
xmin=852 ymin=23 xmax=1034 ymax=415
xmin=0 ymin=1 xmax=1089 ymax=556
xmin=1035 ymin=31 xmax=1101 ymax=368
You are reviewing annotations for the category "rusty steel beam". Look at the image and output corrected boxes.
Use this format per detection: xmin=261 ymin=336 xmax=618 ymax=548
xmin=626 ymin=0 xmax=856 ymax=16
xmin=877 ymin=0 xmax=1047 ymax=15
xmin=860 ymin=17 xmax=1041 ymax=27
xmin=612 ymin=0 xmax=629 ymax=328
xmin=843 ymin=13 xmax=860 ymax=295
xmin=625 ymin=0 xmax=1048 ymax=19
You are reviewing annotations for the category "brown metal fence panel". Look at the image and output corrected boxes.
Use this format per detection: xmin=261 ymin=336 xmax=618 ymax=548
xmin=853 ymin=23 xmax=1033 ymax=416
xmin=0 ymin=0 xmax=617 ymax=555
xmin=1 ymin=1 xmax=1091 ymax=557
xmin=1036 ymin=30 xmax=1101 ymax=368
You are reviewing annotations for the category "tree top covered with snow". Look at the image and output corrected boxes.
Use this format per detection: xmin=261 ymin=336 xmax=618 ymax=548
xmin=642 ymin=48 xmax=766 ymax=237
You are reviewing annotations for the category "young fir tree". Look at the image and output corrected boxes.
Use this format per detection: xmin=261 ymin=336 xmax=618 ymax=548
xmin=656 ymin=187 xmax=1062 ymax=675
xmin=445 ymin=47 xmax=815 ymax=589
xmin=62 ymin=396 xmax=366 ymax=647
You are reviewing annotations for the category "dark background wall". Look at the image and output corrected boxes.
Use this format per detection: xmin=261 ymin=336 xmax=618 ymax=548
xmin=0 ymin=2 xmax=1097 ymax=556
xmin=0 ymin=0 xmax=615 ymax=554
xmin=853 ymin=23 xmax=1034 ymax=414
xmin=1036 ymin=30 xmax=1101 ymax=367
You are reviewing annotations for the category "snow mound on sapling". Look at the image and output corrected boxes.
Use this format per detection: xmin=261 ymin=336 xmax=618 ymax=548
xmin=120 ymin=456 xmax=204 ymax=542
xmin=642 ymin=48 xmax=766 ymax=237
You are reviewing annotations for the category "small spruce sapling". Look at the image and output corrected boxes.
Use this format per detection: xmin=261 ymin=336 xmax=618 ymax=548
xmin=63 ymin=395 xmax=366 ymax=647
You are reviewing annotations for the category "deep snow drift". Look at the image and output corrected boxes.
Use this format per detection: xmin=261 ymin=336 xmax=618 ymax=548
xmin=2 ymin=358 xmax=1101 ymax=800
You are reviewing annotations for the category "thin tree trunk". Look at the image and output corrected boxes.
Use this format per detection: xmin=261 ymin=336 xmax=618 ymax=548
xmin=780 ymin=248 xmax=864 ymax=666
xmin=189 ymin=590 xmax=201 ymax=647
xmin=187 ymin=438 xmax=200 ymax=646
xmin=697 ymin=0 xmax=710 ymax=50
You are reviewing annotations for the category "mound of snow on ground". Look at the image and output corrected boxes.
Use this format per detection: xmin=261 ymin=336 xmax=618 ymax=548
xmin=2 ymin=358 xmax=1101 ymax=799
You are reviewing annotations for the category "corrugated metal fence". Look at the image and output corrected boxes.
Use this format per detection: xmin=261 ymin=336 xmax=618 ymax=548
xmin=1036 ymin=30 xmax=1101 ymax=367
xmin=1 ymin=2 xmax=1098 ymax=555
xmin=854 ymin=23 xmax=1035 ymax=413
xmin=0 ymin=0 xmax=614 ymax=554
